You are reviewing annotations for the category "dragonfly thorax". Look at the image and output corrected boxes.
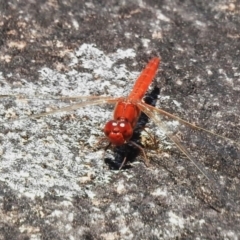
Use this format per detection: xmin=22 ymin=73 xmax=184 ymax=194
xmin=104 ymin=119 xmax=133 ymax=145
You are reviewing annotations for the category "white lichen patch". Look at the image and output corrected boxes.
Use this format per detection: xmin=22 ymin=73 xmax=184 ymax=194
xmin=0 ymin=43 xmax=223 ymax=200
xmin=0 ymin=44 xmax=140 ymax=198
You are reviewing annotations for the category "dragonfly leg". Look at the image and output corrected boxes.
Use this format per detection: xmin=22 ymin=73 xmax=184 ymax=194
xmin=119 ymin=156 xmax=127 ymax=170
xmin=141 ymin=128 xmax=160 ymax=150
xmin=133 ymin=123 xmax=160 ymax=151
xmin=93 ymin=136 xmax=110 ymax=150
xmin=129 ymin=140 xmax=150 ymax=167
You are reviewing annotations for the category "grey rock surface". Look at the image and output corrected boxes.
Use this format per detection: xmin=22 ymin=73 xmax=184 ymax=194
xmin=0 ymin=0 xmax=240 ymax=239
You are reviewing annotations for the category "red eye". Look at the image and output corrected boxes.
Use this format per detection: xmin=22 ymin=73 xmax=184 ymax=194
xmin=118 ymin=121 xmax=133 ymax=139
xmin=104 ymin=120 xmax=116 ymax=136
xmin=104 ymin=120 xmax=133 ymax=145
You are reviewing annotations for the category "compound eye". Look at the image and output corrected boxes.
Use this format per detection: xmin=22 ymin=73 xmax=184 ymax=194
xmin=104 ymin=120 xmax=117 ymax=136
xmin=118 ymin=121 xmax=133 ymax=140
xmin=111 ymin=121 xmax=118 ymax=128
xmin=119 ymin=122 xmax=126 ymax=128
xmin=103 ymin=120 xmax=133 ymax=142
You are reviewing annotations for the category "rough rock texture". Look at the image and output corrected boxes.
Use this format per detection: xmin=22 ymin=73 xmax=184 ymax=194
xmin=0 ymin=0 xmax=240 ymax=239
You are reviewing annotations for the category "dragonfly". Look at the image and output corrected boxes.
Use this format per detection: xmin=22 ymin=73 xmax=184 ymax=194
xmin=1 ymin=57 xmax=239 ymax=192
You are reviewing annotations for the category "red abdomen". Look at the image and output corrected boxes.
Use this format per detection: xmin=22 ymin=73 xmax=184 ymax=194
xmin=128 ymin=57 xmax=160 ymax=101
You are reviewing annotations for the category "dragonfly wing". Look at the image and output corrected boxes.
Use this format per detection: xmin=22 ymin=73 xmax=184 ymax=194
xmin=0 ymin=96 xmax=121 ymax=121
xmin=137 ymin=101 xmax=224 ymax=193
xmin=141 ymin=103 xmax=240 ymax=148
xmin=0 ymin=94 xmax=119 ymax=102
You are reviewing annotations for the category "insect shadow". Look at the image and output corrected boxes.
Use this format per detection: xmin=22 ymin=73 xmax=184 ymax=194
xmin=104 ymin=86 xmax=160 ymax=170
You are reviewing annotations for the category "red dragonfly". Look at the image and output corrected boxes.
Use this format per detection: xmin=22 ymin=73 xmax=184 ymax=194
xmin=1 ymin=57 xmax=239 ymax=190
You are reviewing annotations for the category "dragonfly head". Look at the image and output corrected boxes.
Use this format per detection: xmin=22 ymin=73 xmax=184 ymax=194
xmin=104 ymin=120 xmax=133 ymax=146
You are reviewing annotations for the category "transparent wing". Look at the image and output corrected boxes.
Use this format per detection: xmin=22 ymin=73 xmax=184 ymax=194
xmin=0 ymin=94 xmax=119 ymax=101
xmin=141 ymin=103 xmax=240 ymax=147
xmin=0 ymin=95 xmax=121 ymax=121
xmin=137 ymin=101 xmax=240 ymax=194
